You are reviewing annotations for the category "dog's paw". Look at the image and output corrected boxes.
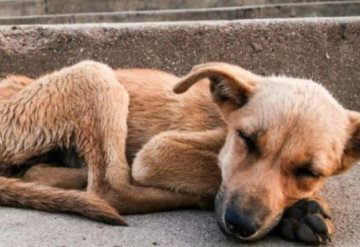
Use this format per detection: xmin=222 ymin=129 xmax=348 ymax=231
xmin=278 ymin=199 xmax=333 ymax=245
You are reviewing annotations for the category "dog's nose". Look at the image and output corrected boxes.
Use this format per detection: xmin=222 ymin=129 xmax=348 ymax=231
xmin=224 ymin=207 xmax=259 ymax=238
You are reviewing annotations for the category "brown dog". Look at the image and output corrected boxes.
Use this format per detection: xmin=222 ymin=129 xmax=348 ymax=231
xmin=0 ymin=61 xmax=358 ymax=245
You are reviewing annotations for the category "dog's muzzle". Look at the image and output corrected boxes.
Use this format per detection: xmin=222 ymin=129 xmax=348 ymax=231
xmin=215 ymin=189 xmax=278 ymax=241
xmin=223 ymin=206 xmax=260 ymax=238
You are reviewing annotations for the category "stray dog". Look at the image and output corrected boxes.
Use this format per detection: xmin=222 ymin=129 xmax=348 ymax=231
xmin=0 ymin=61 xmax=359 ymax=245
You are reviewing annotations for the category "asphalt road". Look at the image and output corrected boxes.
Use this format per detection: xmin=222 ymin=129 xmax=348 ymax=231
xmin=0 ymin=165 xmax=359 ymax=247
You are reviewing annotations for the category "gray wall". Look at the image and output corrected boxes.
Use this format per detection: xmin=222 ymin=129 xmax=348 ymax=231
xmin=0 ymin=0 xmax=344 ymax=16
xmin=1 ymin=2 xmax=359 ymax=25
xmin=0 ymin=18 xmax=359 ymax=111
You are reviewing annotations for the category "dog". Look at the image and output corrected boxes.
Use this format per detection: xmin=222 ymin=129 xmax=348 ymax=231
xmin=0 ymin=61 xmax=359 ymax=245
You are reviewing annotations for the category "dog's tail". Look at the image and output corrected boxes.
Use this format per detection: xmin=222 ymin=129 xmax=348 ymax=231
xmin=0 ymin=176 xmax=127 ymax=225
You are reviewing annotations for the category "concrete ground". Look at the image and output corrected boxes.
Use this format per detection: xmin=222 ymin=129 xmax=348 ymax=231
xmin=0 ymin=165 xmax=359 ymax=247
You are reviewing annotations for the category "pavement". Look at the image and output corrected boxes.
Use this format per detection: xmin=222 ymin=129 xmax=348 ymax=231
xmin=0 ymin=164 xmax=359 ymax=247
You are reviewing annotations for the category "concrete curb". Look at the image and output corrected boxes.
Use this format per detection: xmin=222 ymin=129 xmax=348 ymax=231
xmin=0 ymin=1 xmax=359 ymax=25
xmin=0 ymin=0 xmax=44 ymax=17
xmin=0 ymin=0 xmax=341 ymax=17
xmin=0 ymin=17 xmax=359 ymax=109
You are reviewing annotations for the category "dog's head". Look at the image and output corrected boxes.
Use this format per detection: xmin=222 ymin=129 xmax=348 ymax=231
xmin=174 ymin=62 xmax=360 ymax=241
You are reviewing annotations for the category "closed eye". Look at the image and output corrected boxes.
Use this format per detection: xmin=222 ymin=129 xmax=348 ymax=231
xmin=294 ymin=166 xmax=322 ymax=179
xmin=237 ymin=130 xmax=259 ymax=154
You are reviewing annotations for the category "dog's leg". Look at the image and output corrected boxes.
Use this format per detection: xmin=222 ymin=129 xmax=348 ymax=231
xmin=132 ymin=128 xmax=225 ymax=209
xmin=22 ymin=129 xmax=226 ymax=213
xmin=0 ymin=61 xmax=137 ymax=223
xmin=0 ymin=75 xmax=33 ymax=100
xmin=22 ymin=162 xmax=206 ymax=213
xmin=0 ymin=61 xmax=130 ymax=192
xmin=276 ymin=195 xmax=334 ymax=245
xmin=23 ymin=164 xmax=88 ymax=190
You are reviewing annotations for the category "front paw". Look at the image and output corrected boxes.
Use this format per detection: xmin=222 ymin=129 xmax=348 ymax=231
xmin=278 ymin=199 xmax=334 ymax=245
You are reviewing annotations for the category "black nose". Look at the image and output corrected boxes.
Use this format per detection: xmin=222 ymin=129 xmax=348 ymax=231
xmin=224 ymin=207 xmax=259 ymax=238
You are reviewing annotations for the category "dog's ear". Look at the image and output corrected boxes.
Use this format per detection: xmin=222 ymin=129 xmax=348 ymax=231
xmin=336 ymin=110 xmax=360 ymax=174
xmin=173 ymin=62 xmax=258 ymax=118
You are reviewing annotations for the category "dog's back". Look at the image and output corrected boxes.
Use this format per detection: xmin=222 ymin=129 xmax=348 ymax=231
xmin=114 ymin=68 xmax=223 ymax=161
xmin=0 ymin=69 xmax=223 ymax=163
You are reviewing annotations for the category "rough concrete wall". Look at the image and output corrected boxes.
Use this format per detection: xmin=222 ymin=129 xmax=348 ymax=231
xmin=0 ymin=0 xmax=45 ymax=17
xmin=46 ymin=0 xmax=339 ymax=14
xmin=0 ymin=18 xmax=359 ymax=111
xmin=1 ymin=2 xmax=360 ymax=25
xmin=0 ymin=0 xmax=343 ymax=16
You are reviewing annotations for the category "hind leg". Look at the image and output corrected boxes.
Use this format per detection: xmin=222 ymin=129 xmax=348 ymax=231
xmin=23 ymin=163 xmax=206 ymax=213
xmin=0 ymin=75 xmax=33 ymax=100
xmin=23 ymin=164 xmax=88 ymax=190
xmin=0 ymin=61 xmax=130 ymax=195
xmin=22 ymin=129 xmax=226 ymax=213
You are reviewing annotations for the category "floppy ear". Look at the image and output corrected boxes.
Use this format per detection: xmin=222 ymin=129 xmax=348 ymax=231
xmin=173 ymin=62 xmax=259 ymax=119
xmin=337 ymin=110 xmax=360 ymax=174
